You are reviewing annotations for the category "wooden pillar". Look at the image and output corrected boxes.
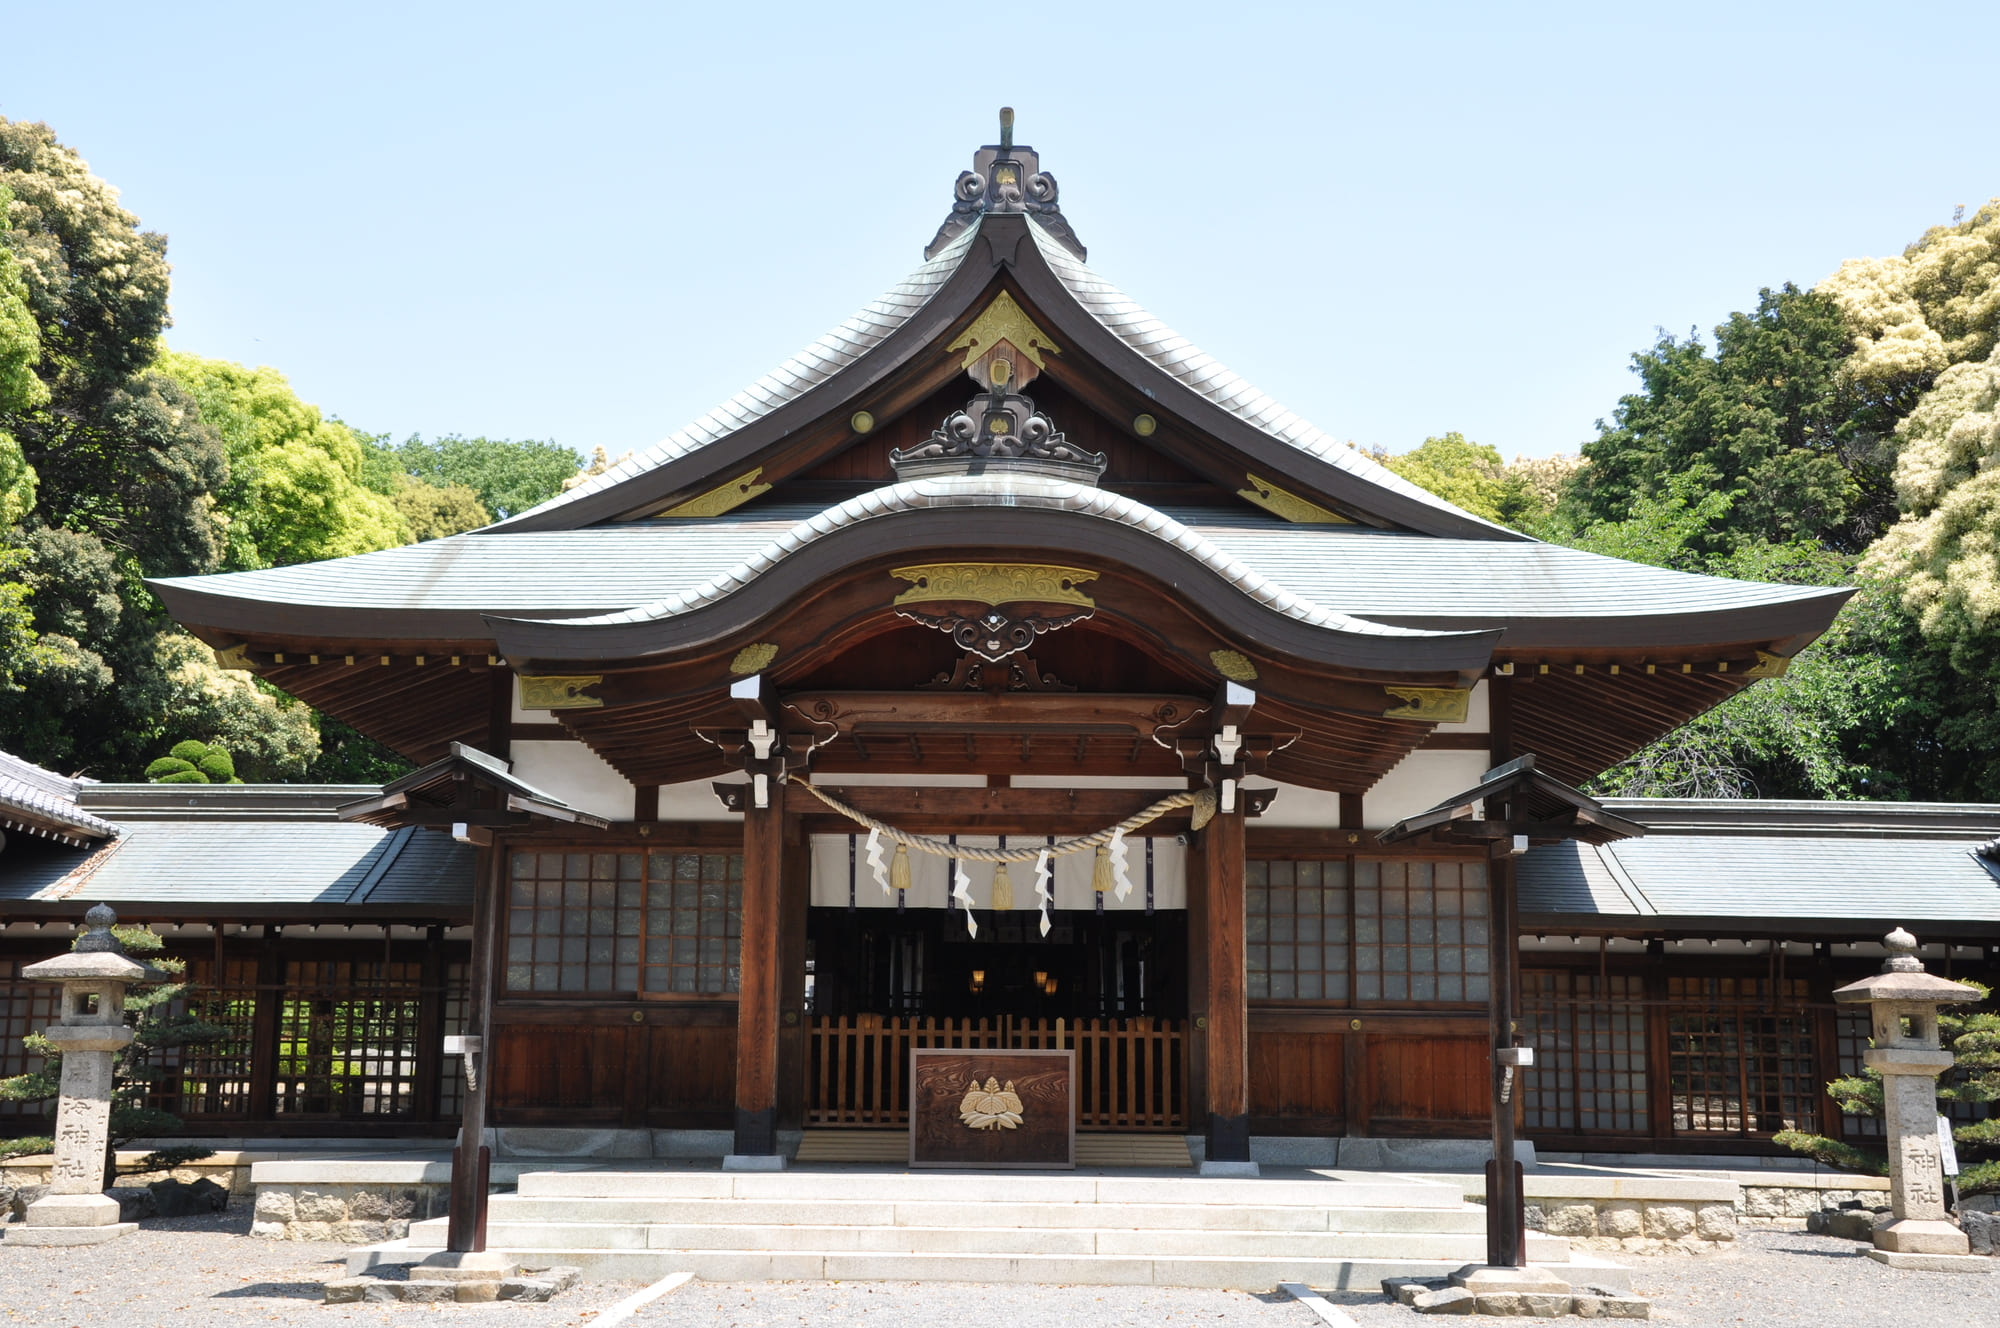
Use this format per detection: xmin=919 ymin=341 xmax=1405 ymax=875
xmin=249 ymin=926 xmax=283 ymax=1120
xmin=1485 ymin=848 xmax=1526 ymax=1267
xmin=1203 ymin=805 xmax=1249 ymax=1163
xmin=414 ymin=924 xmax=445 ymax=1122
xmin=447 ymin=843 xmax=502 ymax=1253
xmin=732 ymin=800 xmax=786 ymax=1156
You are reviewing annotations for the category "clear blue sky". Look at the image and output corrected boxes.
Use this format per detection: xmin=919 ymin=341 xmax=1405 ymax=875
xmin=7 ymin=1 xmax=1995 ymax=463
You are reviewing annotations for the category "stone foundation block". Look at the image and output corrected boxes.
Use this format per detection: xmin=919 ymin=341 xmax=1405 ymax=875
xmin=322 ymin=1278 xmax=369 ymax=1303
xmin=1866 ymin=1249 xmax=1996 ymax=1273
xmin=294 ymin=1190 xmax=349 ymax=1223
xmin=1642 ymin=1204 xmax=1694 ymax=1239
xmin=1383 ymin=1277 xmax=1444 ymax=1306
xmin=1597 ymin=1202 xmax=1644 ymax=1238
xmin=1411 ymin=1286 xmax=1476 ymax=1314
xmin=1475 ymin=1291 xmax=1572 ymax=1316
xmin=253 ymin=1189 xmax=295 ymax=1224
xmin=1544 ymin=1203 xmax=1599 ymax=1236
xmin=1573 ymin=1286 xmax=1651 ymax=1319
xmin=1695 ymin=1204 xmax=1736 ymax=1241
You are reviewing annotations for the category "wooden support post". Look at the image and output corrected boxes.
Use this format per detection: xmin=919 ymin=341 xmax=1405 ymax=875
xmin=1203 ymin=805 xmax=1250 ymax=1163
xmin=1486 ymin=848 xmax=1526 ymax=1268
xmin=733 ymin=799 xmax=786 ymax=1157
xmin=447 ymin=844 xmax=501 ymax=1253
xmin=415 ymin=924 xmax=445 ymax=1122
xmin=249 ymin=926 xmax=282 ymax=1119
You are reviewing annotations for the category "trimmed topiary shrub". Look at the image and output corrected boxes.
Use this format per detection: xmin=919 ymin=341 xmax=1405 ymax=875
xmin=143 ymin=740 xmax=243 ymax=785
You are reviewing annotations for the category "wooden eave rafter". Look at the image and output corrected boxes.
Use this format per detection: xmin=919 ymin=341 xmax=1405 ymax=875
xmin=490 ymin=215 xmax=1517 ymax=541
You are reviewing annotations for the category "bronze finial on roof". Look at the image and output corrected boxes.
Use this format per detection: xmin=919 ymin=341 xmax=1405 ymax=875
xmin=925 ymin=110 xmax=1086 ymax=262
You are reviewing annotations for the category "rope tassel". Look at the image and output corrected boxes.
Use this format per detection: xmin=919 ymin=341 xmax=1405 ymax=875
xmin=1092 ymin=844 xmax=1113 ymax=894
xmin=990 ymin=861 xmax=1014 ymax=912
xmin=890 ymin=843 xmax=911 ymax=895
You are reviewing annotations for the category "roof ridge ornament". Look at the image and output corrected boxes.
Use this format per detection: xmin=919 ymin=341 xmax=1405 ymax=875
xmin=925 ymin=108 xmax=1087 ymax=261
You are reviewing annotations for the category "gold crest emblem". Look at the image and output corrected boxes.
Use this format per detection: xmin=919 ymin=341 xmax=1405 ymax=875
xmin=959 ymin=1076 xmax=1024 ymax=1131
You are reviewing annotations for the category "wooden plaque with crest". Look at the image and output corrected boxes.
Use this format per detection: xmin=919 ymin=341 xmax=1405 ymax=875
xmin=909 ymin=1048 xmax=1076 ymax=1169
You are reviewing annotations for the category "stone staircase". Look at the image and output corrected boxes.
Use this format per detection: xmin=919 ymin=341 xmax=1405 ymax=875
xmin=395 ymin=1167 xmax=1631 ymax=1290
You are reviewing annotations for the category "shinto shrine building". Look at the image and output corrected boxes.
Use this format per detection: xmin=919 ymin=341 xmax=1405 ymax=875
xmin=3 ymin=119 xmax=1997 ymax=1167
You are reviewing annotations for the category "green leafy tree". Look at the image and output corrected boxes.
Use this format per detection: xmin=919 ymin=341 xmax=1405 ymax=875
xmin=0 ymin=184 xmax=44 ymax=527
xmin=0 ymin=119 xmax=225 ymax=576
xmin=1775 ymin=984 xmax=2000 ymax=1196
xmin=379 ymin=434 xmax=581 ymax=520
xmin=0 ymin=924 xmax=219 ymax=1183
xmin=1570 ymin=284 xmax=1910 ymax=555
xmin=389 ymin=474 xmax=490 ymax=541
xmin=154 ymin=351 xmax=410 ymax=569
xmin=1376 ymin=434 xmax=1571 ymax=532
xmin=305 ymin=717 xmax=415 ymax=784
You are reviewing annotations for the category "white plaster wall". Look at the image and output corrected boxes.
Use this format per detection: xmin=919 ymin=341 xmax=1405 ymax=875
xmin=657 ymin=773 xmax=742 ymax=823
xmin=1241 ymin=780 xmax=1342 ymax=830
xmin=509 ymin=740 xmax=636 ymax=823
xmin=809 ymin=833 xmax=1185 ymax=912
xmin=1434 ymin=678 xmax=1490 ymax=733
xmin=1362 ymin=749 xmax=1495 ymax=829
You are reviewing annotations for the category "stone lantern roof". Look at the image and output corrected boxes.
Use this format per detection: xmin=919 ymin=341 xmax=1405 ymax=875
xmin=20 ymin=902 xmax=158 ymax=985
xmin=1832 ymin=927 xmax=1983 ymax=1005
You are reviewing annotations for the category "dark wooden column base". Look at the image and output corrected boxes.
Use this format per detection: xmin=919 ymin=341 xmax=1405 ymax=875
xmin=734 ymin=1105 xmax=778 ymax=1157
xmin=1206 ymin=1112 xmax=1250 ymax=1163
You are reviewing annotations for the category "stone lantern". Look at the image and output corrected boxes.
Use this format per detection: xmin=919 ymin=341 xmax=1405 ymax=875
xmin=1831 ymin=927 xmax=1986 ymax=1270
xmin=4 ymin=903 xmax=153 ymax=1246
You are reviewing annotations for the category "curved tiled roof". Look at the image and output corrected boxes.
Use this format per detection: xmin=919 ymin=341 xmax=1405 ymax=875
xmin=1024 ymin=220 xmax=1514 ymax=536
xmin=493 ymin=474 xmax=1467 ymax=645
xmin=151 ymin=504 xmax=1845 ymax=633
xmin=0 ymin=751 xmax=118 ymax=842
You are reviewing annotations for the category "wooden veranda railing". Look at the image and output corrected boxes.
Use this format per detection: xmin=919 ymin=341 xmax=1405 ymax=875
xmin=807 ymin=1015 xmax=1186 ymax=1131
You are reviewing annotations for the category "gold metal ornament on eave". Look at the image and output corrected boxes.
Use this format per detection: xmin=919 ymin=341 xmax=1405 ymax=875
xmin=729 ymin=642 xmax=780 ymax=675
xmin=891 ymin=563 xmax=1098 ymax=609
xmin=1382 ymin=686 xmax=1470 ymax=723
xmin=949 ymin=292 xmax=1060 ymax=390
xmin=1237 ymin=473 xmax=1353 ymax=525
xmin=663 ymin=468 xmax=772 ymax=518
xmin=519 ymin=675 xmax=605 ymax=711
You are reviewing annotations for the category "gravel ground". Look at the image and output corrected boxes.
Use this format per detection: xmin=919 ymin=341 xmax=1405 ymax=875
xmin=1314 ymin=1228 xmax=1997 ymax=1326
xmin=4 ymin=1212 xmax=1994 ymax=1328
xmin=0 ymin=1201 xmax=631 ymax=1327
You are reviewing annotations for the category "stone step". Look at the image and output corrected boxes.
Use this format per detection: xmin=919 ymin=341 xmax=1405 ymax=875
xmin=382 ymin=1245 xmax=1630 ymax=1291
xmin=410 ymin=1218 xmax=1566 ymax=1261
xmin=794 ymin=1131 xmax=1193 ymax=1169
xmin=475 ymin=1195 xmax=1496 ymax=1233
xmin=512 ymin=1169 xmax=1463 ymax=1209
